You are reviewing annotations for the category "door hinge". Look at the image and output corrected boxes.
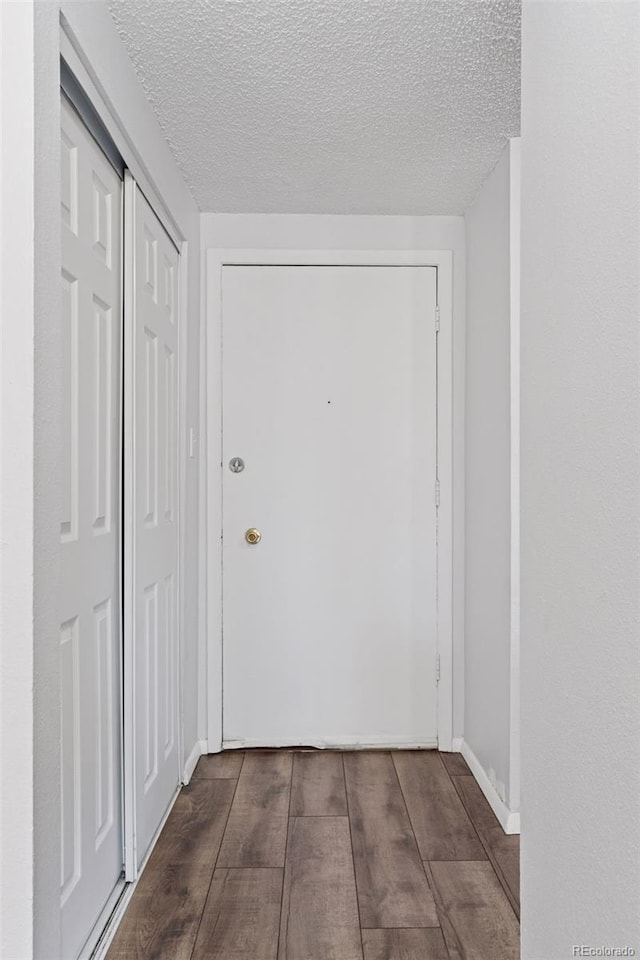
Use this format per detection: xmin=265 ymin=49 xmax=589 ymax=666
xmin=435 ymin=305 xmax=440 ymax=333
xmin=435 ymin=478 xmax=440 ymax=508
xmin=436 ymin=654 xmax=441 ymax=683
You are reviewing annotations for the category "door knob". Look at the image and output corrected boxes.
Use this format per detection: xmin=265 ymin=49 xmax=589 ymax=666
xmin=245 ymin=528 xmax=262 ymax=545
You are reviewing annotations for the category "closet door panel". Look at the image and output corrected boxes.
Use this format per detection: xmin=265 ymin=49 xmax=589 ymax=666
xmin=60 ymin=96 xmax=123 ymax=960
xmin=129 ymin=182 xmax=181 ymax=867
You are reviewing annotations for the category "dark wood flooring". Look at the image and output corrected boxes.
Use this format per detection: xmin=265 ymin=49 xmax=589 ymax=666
xmin=107 ymin=750 xmax=520 ymax=960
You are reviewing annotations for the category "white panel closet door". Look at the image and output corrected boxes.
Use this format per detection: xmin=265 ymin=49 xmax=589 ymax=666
xmin=222 ymin=265 xmax=438 ymax=747
xmin=128 ymin=182 xmax=180 ymax=867
xmin=60 ymin=97 xmax=123 ymax=960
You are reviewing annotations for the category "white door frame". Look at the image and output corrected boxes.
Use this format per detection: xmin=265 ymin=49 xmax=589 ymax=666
xmin=206 ymin=248 xmax=454 ymax=753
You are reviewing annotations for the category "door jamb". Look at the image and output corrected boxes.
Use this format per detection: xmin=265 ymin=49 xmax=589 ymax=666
xmin=205 ymin=248 xmax=454 ymax=752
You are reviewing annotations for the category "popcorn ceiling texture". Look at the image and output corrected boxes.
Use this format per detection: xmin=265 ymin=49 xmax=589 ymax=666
xmin=108 ymin=0 xmax=521 ymax=214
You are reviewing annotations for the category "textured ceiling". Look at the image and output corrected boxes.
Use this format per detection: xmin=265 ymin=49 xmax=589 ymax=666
xmin=107 ymin=0 xmax=521 ymax=215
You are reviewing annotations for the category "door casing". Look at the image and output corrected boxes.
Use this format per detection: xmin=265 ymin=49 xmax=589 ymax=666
xmin=206 ymin=248 xmax=454 ymax=753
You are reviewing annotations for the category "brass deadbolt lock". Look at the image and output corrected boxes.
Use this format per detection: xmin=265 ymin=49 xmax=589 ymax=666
xmin=245 ymin=528 xmax=262 ymax=545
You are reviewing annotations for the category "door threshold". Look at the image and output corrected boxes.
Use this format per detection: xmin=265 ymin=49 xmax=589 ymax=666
xmin=222 ymin=736 xmax=439 ymax=750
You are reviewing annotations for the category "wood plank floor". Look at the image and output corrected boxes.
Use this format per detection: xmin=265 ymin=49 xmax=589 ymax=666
xmin=107 ymin=750 xmax=520 ymax=960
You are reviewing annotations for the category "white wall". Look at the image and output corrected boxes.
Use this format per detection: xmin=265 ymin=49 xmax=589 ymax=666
xmin=34 ymin=4 xmax=65 ymax=950
xmin=521 ymin=2 xmax=640 ymax=956
xmin=1 ymin=3 xmax=202 ymax=956
xmin=464 ymin=142 xmax=520 ymax=822
xmin=201 ymin=213 xmax=466 ymax=744
xmin=1 ymin=4 xmax=39 ymax=955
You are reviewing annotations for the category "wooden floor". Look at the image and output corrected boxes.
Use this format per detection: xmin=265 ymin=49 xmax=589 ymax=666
xmin=107 ymin=750 xmax=520 ymax=960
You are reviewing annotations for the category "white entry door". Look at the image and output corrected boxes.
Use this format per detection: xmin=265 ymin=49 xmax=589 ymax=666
xmin=222 ymin=265 xmax=438 ymax=747
xmin=60 ymin=97 xmax=124 ymax=959
xmin=127 ymin=181 xmax=181 ymax=868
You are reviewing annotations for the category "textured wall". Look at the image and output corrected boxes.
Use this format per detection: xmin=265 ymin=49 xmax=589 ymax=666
xmin=520 ymin=2 xmax=640 ymax=955
xmin=108 ymin=0 xmax=520 ymax=214
xmin=464 ymin=145 xmax=513 ymax=807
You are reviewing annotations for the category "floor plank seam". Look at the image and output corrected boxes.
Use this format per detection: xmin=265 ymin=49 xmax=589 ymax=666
xmin=276 ymin=748 xmax=295 ymax=960
xmin=422 ymin=860 xmax=464 ymax=960
xmin=360 ymin=925 xmax=444 ymax=931
xmin=389 ymin=750 xmax=446 ymax=938
xmin=187 ymin=755 xmax=244 ymax=960
xmin=342 ymin=751 xmax=366 ymax=960
xmin=444 ymin=766 xmax=520 ymax=923
xmin=425 ymin=857 xmax=520 ymax=960
xmin=427 ymin=856 xmax=488 ymax=861
xmin=438 ymin=760 xmax=508 ymax=900
xmin=359 ymin=924 xmax=443 ymax=931
xmin=288 ymin=813 xmax=352 ymax=817
xmin=193 ymin=775 xmax=237 ymax=780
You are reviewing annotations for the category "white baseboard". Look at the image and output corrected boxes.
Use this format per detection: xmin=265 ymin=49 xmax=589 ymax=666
xmin=182 ymin=738 xmax=207 ymax=784
xmin=222 ymin=735 xmax=439 ymax=750
xmin=454 ymin=739 xmax=520 ymax=835
xmin=451 ymin=736 xmax=464 ymax=753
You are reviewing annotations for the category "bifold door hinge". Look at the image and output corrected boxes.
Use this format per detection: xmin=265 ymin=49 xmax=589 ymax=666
xmin=436 ymin=654 xmax=441 ymax=683
xmin=435 ymin=305 xmax=440 ymax=333
xmin=435 ymin=478 xmax=440 ymax=508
